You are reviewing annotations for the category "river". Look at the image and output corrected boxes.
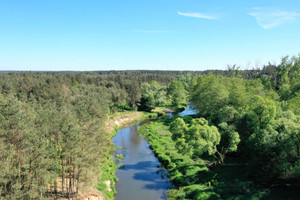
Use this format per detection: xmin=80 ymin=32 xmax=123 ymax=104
xmin=113 ymin=122 xmax=171 ymax=200
xmin=113 ymin=106 xmax=197 ymax=200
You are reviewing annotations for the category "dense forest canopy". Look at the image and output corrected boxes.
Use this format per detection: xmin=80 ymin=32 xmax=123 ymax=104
xmin=0 ymin=55 xmax=299 ymax=199
xmin=140 ymin=55 xmax=300 ymax=199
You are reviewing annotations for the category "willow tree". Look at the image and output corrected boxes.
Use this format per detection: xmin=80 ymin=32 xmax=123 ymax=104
xmin=169 ymin=118 xmax=221 ymax=162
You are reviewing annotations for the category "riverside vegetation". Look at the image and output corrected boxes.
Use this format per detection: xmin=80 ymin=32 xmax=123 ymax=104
xmin=140 ymin=56 xmax=300 ymax=199
xmin=0 ymin=55 xmax=299 ymax=199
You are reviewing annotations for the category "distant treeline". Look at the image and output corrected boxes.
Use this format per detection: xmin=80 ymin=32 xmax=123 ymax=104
xmin=0 ymin=68 xmax=266 ymax=77
xmin=0 ymin=63 xmax=285 ymax=83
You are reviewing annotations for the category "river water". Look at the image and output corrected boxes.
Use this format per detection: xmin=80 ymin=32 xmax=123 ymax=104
xmin=113 ymin=122 xmax=171 ymax=200
xmin=113 ymin=106 xmax=197 ymax=200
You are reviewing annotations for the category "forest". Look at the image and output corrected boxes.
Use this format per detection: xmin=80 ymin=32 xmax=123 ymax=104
xmin=0 ymin=70 xmax=179 ymax=199
xmin=0 ymin=55 xmax=299 ymax=199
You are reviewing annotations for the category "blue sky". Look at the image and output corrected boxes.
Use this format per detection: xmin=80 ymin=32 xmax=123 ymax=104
xmin=0 ymin=0 xmax=300 ymax=71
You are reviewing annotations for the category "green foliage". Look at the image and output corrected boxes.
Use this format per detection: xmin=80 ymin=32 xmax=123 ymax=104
xmin=247 ymin=95 xmax=276 ymax=128
xmin=140 ymin=119 xmax=270 ymax=200
xmin=189 ymin=67 xmax=300 ymax=183
xmin=168 ymin=80 xmax=187 ymax=106
xmin=236 ymin=111 xmax=259 ymax=141
xmin=217 ymin=106 xmax=239 ymax=124
xmin=292 ymin=160 xmax=300 ymax=178
xmin=138 ymin=81 xmax=167 ymax=112
xmin=287 ymin=95 xmax=300 ymax=115
xmin=148 ymin=57 xmax=300 ymax=199
xmin=170 ymin=118 xmax=221 ymax=157
xmin=190 ymin=75 xmax=229 ymax=119
xmin=218 ymin=123 xmax=240 ymax=153
xmin=97 ymin=155 xmax=118 ymax=200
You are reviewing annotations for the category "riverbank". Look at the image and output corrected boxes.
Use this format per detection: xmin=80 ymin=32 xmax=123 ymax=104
xmin=106 ymin=111 xmax=157 ymax=134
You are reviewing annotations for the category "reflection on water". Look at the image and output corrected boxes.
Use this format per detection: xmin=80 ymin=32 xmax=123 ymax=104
xmin=166 ymin=104 xmax=198 ymax=117
xmin=179 ymin=104 xmax=197 ymax=116
xmin=113 ymin=123 xmax=172 ymax=200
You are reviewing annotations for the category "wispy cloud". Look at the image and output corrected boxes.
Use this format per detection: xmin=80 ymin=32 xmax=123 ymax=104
xmin=177 ymin=11 xmax=217 ymax=20
xmin=249 ymin=8 xmax=300 ymax=29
